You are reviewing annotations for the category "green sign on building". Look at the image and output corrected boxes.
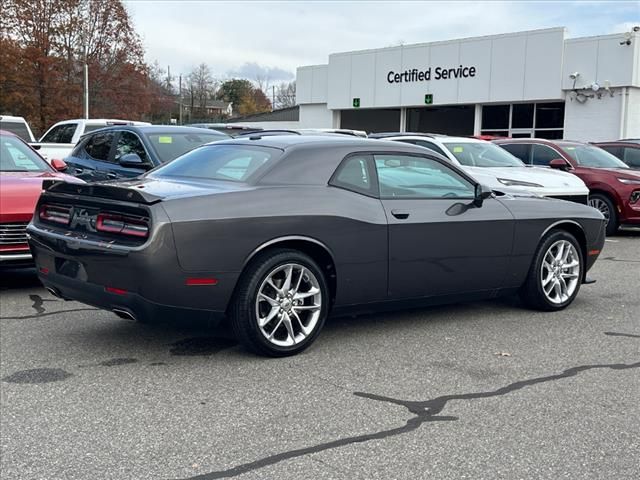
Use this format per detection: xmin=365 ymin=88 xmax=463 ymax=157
xmin=353 ymin=97 xmax=361 ymax=108
xmin=425 ymin=94 xmax=433 ymax=105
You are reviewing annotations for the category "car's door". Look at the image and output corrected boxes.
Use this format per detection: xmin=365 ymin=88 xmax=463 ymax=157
xmin=373 ymin=152 xmax=515 ymax=299
xmin=104 ymin=131 xmax=153 ymax=179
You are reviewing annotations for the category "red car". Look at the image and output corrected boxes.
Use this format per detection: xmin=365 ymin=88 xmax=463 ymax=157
xmin=0 ymin=130 xmax=79 ymax=266
xmin=493 ymin=138 xmax=640 ymax=235
xmin=592 ymin=141 xmax=640 ymax=170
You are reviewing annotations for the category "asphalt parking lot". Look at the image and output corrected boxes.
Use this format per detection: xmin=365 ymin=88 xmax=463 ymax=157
xmin=1 ymin=230 xmax=639 ymax=480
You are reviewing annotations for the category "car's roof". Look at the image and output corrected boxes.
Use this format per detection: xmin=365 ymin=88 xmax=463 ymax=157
xmin=382 ymin=135 xmax=487 ymax=144
xmin=0 ymin=116 xmax=28 ymax=122
xmin=494 ymin=138 xmax=587 ymax=147
xmin=594 ymin=140 xmax=640 ymax=146
xmin=51 ymin=118 xmax=149 ymax=125
xmin=85 ymin=125 xmax=231 ymax=136
xmin=208 ymin=134 xmax=426 ymax=151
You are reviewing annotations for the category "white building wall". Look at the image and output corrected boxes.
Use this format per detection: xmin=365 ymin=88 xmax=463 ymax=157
xmin=299 ymin=103 xmax=334 ymax=128
xmin=564 ymin=91 xmax=623 ymax=141
xmin=624 ymin=87 xmax=640 ymax=138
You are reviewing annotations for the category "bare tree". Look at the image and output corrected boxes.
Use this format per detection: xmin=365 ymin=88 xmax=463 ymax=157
xmin=185 ymin=63 xmax=216 ymax=118
xmin=274 ymin=81 xmax=296 ymax=109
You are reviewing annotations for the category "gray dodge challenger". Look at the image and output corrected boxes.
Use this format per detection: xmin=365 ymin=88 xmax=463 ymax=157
xmin=27 ymin=135 xmax=606 ymax=356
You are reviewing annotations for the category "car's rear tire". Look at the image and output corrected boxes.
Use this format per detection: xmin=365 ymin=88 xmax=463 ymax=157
xmin=229 ymin=249 xmax=329 ymax=357
xmin=589 ymin=193 xmax=618 ymax=236
xmin=520 ymin=230 xmax=583 ymax=311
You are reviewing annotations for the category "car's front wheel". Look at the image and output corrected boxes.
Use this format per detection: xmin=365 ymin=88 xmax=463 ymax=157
xmin=589 ymin=193 xmax=618 ymax=236
xmin=520 ymin=230 xmax=583 ymax=311
xmin=230 ymin=249 xmax=329 ymax=356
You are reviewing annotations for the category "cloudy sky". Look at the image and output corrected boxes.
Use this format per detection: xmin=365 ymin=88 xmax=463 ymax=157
xmin=125 ymin=1 xmax=638 ymax=82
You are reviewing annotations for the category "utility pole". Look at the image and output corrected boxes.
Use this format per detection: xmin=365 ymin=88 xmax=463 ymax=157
xmin=83 ymin=44 xmax=89 ymax=119
xmin=179 ymin=74 xmax=183 ymax=125
xmin=272 ymin=85 xmax=276 ymax=111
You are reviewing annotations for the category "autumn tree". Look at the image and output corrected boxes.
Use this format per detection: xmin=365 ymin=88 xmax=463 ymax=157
xmin=0 ymin=0 xmax=172 ymax=135
xmin=217 ymin=79 xmax=271 ymax=116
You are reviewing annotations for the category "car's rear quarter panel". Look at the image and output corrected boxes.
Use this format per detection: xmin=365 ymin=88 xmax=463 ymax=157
xmin=161 ymin=185 xmax=389 ymax=306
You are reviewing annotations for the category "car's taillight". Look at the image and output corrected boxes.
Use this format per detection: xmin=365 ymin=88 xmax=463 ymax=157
xmin=96 ymin=213 xmax=149 ymax=238
xmin=39 ymin=204 xmax=71 ymax=225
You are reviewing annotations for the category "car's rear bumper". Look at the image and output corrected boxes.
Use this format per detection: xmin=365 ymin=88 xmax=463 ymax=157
xmin=27 ymin=223 xmax=239 ymax=321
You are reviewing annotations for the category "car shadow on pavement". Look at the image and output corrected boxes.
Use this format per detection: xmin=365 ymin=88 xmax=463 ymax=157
xmin=0 ymin=267 xmax=41 ymax=290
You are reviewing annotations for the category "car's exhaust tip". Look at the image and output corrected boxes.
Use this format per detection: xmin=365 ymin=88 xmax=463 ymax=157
xmin=113 ymin=308 xmax=137 ymax=321
xmin=46 ymin=286 xmax=63 ymax=299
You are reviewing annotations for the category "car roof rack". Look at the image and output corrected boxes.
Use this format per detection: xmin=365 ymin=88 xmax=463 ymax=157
xmin=237 ymin=129 xmax=302 ymax=137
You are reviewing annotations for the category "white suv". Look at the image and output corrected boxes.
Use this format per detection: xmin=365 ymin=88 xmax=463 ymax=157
xmin=375 ymin=134 xmax=589 ymax=203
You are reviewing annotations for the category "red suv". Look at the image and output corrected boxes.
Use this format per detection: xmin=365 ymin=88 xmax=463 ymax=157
xmin=493 ymin=139 xmax=640 ymax=235
xmin=592 ymin=141 xmax=640 ymax=170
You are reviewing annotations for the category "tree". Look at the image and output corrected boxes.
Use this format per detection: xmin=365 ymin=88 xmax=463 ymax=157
xmin=184 ymin=63 xmax=216 ymax=119
xmin=274 ymin=81 xmax=296 ymax=109
xmin=217 ymin=79 xmax=271 ymax=117
xmin=0 ymin=0 xmax=171 ymax=134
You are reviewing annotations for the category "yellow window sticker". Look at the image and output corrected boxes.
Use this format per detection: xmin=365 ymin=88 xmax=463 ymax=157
xmin=453 ymin=146 xmax=464 ymax=153
xmin=158 ymin=136 xmax=173 ymax=144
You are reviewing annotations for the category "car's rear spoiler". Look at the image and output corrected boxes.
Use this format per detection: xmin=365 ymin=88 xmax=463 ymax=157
xmin=42 ymin=180 xmax=164 ymax=205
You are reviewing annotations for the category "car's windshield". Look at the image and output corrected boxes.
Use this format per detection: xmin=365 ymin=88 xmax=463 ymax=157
xmin=443 ymin=142 xmax=524 ymax=167
xmin=0 ymin=135 xmax=51 ymax=172
xmin=559 ymin=144 xmax=629 ymax=169
xmin=152 ymin=144 xmax=279 ymax=182
xmin=145 ymin=131 xmax=229 ymax=163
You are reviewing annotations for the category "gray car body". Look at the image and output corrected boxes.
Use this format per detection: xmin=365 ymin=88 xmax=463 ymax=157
xmin=27 ymin=136 xmax=606 ymax=322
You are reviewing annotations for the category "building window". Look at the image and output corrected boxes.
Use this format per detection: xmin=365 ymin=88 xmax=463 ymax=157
xmin=481 ymin=102 xmax=564 ymax=139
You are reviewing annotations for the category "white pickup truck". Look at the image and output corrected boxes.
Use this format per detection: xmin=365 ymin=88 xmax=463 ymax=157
xmin=32 ymin=118 xmax=150 ymax=162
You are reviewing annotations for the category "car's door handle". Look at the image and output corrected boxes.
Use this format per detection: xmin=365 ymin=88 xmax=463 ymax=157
xmin=74 ymin=167 xmax=84 ymax=174
xmin=106 ymin=173 xmax=118 ymax=179
xmin=391 ymin=210 xmax=410 ymax=220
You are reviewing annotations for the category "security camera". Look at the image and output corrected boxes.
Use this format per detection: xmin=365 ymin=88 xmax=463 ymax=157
xmin=569 ymin=72 xmax=580 ymax=80
xmin=633 ymin=26 xmax=640 ymax=32
xmin=591 ymin=83 xmax=600 ymax=92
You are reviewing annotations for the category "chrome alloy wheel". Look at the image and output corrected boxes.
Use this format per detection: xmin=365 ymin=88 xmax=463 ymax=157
xmin=540 ymin=240 xmax=581 ymax=305
xmin=589 ymin=197 xmax=610 ymax=225
xmin=255 ymin=263 xmax=322 ymax=347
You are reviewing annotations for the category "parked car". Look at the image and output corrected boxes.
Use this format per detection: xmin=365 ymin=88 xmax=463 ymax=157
xmin=592 ymin=141 xmax=640 ymax=169
xmin=28 ymin=136 xmax=605 ymax=356
xmin=0 ymin=115 xmax=36 ymax=142
xmin=0 ymin=130 xmax=80 ymax=266
xmin=188 ymin=123 xmax=263 ymax=137
xmin=33 ymin=119 xmax=151 ymax=162
xmin=63 ymin=125 xmax=229 ymax=181
xmin=494 ymin=139 xmax=640 ymax=235
xmin=372 ymin=134 xmax=589 ymax=204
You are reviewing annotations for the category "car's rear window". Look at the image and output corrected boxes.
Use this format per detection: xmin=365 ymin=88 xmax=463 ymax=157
xmin=146 ymin=132 xmax=229 ymax=163
xmin=152 ymin=144 xmax=280 ymax=183
xmin=0 ymin=121 xmax=32 ymax=142
xmin=0 ymin=135 xmax=51 ymax=172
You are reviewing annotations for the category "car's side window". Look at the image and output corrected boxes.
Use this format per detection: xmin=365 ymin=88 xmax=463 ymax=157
xmin=396 ymin=139 xmax=447 ymax=157
xmin=501 ymin=143 xmax=531 ymax=164
xmin=114 ymin=131 xmax=149 ymax=164
xmin=373 ymin=154 xmax=474 ymax=199
xmin=41 ymin=124 xmax=77 ymax=143
xmin=330 ymin=155 xmax=377 ymax=197
xmin=83 ymin=132 xmax=115 ymax=161
xmin=532 ymin=144 xmax=561 ymax=166
xmin=623 ymin=147 xmax=640 ymax=168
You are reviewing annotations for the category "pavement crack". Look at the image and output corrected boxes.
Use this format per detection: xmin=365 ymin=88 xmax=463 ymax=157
xmin=604 ymin=331 xmax=640 ymax=339
xmin=173 ymin=361 xmax=640 ymax=480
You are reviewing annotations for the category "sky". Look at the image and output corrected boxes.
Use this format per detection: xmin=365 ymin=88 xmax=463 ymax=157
xmin=124 ymin=1 xmax=639 ymax=83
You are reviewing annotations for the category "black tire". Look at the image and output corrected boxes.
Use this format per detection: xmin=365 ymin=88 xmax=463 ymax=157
xmin=589 ymin=193 xmax=618 ymax=236
xmin=520 ymin=230 xmax=583 ymax=311
xmin=229 ymin=249 xmax=329 ymax=357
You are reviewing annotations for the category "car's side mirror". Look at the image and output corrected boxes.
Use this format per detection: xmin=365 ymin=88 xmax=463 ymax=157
xmin=118 ymin=153 xmax=144 ymax=168
xmin=474 ymin=183 xmax=493 ymax=207
xmin=549 ymin=158 xmax=572 ymax=171
xmin=50 ymin=158 xmax=68 ymax=172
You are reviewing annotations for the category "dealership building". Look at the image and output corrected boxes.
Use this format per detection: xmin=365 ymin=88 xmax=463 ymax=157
xmin=271 ymin=27 xmax=640 ymax=141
